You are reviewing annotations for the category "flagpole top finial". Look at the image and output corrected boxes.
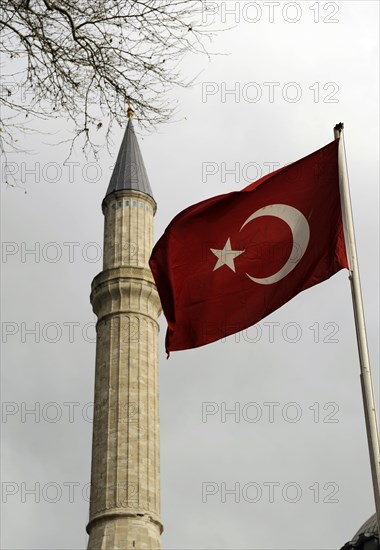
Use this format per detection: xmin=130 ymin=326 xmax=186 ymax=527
xmin=334 ymin=122 xmax=344 ymax=134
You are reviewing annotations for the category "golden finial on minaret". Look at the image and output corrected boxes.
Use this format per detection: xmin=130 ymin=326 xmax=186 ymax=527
xmin=127 ymin=101 xmax=134 ymax=120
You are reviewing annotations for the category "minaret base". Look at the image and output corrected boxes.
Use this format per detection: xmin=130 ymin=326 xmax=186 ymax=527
xmin=87 ymin=515 xmax=162 ymax=550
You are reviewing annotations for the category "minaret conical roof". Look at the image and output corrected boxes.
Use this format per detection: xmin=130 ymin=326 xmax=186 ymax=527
xmin=105 ymin=116 xmax=153 ymax=199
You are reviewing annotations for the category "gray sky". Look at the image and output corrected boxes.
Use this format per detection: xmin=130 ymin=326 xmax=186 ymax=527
xmin=1 ymin=1 xmax=379 ymax=549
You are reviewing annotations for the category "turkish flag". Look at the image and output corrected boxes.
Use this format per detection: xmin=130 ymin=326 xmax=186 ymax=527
xmin=149 ymin=139 xmax=348 ymax=355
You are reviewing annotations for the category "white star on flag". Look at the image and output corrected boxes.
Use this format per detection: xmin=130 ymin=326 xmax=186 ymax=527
xmin=210 ymin=238 xmax=245 ymax=272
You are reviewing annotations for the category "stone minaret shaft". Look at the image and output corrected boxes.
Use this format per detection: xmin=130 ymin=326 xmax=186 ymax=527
xmin=87 ymin=113 xmax=162 ymax=549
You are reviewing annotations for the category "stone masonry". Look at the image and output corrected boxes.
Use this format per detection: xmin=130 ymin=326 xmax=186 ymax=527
xmin=86 ymin=115 xmax=162 ymax=550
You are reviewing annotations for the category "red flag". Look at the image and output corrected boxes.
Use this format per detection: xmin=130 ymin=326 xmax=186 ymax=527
xmin=149 ymin=139 xmax=348 ymax=355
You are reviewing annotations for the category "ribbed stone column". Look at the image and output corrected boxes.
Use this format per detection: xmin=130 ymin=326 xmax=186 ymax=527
xmin=86 ymin=189 xmax=162 ymax=550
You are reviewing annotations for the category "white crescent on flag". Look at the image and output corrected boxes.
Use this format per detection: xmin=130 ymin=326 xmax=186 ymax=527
xmin=240 ymin=204 xmax=310 ymax=285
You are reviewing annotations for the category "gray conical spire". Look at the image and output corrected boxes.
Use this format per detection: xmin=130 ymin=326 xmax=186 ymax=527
xmin=105 ymin=110 xmax=153 ymax=199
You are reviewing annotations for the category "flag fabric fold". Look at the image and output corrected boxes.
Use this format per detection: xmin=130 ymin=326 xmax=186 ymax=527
xmin=149 ymin=139 xmax=348 ymax=355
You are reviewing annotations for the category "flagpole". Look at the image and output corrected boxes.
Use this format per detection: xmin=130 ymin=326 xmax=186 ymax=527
xmin=334 ymin=123 xmax=380 ymax=527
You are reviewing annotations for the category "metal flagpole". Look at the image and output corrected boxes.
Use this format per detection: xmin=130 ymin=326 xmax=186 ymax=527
xmin=334 ymin=123 xmax=380 ymax=527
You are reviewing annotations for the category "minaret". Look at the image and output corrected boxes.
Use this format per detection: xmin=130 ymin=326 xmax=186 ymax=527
xmin=86 ymin=106 xmax=162 ymax=549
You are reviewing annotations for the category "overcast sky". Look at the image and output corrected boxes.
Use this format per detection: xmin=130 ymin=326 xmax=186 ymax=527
xmin=1 ymin=1 xmax=379 ymax=549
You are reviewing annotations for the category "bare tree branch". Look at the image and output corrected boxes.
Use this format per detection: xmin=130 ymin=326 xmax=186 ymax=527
xmin=0 ymin=0 xmax=213 ymax=158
